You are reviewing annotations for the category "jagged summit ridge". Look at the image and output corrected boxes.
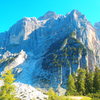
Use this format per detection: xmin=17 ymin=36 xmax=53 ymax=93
xmin=66 ymin=10 xmax=86 ymax=21
xmin=0 ymin=10 xmax=98 ymax=54
xmin=0 ymin=10 xmax=98 ymax=56
xmin=38 ymin=11 xmax=61 ymax=20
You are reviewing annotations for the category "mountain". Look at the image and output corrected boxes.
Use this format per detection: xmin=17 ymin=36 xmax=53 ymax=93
xmin=94 ymin=22 xmax=100 ymax=40
xmin=0 ymin=10 xmax=100 ymax=99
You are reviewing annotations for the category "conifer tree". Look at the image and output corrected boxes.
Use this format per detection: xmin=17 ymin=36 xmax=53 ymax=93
xmin=67 ymin=74 xmax=76 ymax=95
xmin=0 ymin=70 xmax=18 ymax=100
xmin=85 ymin=70 xmax=94 ymax=94
xmin=93 ymin=67 xmax=100 ymax=93
xmin=76 ymin=68 xmax=86 ymax=95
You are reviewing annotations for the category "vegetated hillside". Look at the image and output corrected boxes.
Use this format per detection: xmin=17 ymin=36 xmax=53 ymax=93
xmin=42 ymin=32 xmax=87 ymax=89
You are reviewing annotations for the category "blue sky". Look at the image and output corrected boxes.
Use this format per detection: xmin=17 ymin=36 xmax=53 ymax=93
xmin=0 ymin=0 xmax=100 ymax=32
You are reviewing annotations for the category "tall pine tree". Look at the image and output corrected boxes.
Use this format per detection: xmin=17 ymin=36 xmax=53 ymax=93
xmin=76 ymin=68 xmax=86 ymax=95
xmin=67 ymin=74 xmax=76 ymax=95
xmin=85 ymin=70 xmax=94 ymax=94
xmin=93 ymin=67 xmax=100 ymax=93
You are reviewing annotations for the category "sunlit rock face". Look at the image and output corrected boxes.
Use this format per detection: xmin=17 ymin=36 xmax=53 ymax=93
xmin=4 ymin=50 xmax=27 ymax=71
xmin=0 ymin=10 xmax=100 ymax=91
xmin=94 ymin=22 xmax=100 ymax=67
xmin=8 ymin=17 xmax=46 ymax=44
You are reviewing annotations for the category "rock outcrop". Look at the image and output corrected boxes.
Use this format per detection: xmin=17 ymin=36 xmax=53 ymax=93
xmin=14 ymin=82 xmax=48 ymax=100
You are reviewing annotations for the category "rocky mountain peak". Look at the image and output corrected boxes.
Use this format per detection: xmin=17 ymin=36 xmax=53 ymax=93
xmin=67 ymin=9 xmax=87 ymax=21
xmin=70 ymin=9 xmax=82 ymax=15
xmin=38 ymin=11 xmax=61 ymax=20
xmin=8 ymin=17 xmax=43 ymax=44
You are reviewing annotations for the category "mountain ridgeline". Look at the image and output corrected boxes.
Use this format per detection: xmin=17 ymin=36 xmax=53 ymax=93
xmin=0 ymin=10 xmax=100 ymax=90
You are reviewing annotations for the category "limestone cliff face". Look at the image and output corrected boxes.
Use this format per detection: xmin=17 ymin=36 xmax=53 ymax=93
xmin=94 ymin=22 xmax=100 ymax=40
xmin=8 ymin=17 xmax=46 ymax=44
xmin=0 ymin=10 xmax=100 ymax=89
xmin=94 ymin=22 xmax=100 ymax=68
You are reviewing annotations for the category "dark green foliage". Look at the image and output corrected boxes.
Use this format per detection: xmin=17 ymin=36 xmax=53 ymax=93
xmin=42 ymin=33 xmax=87 ymax=74
xmin=67 ymin=68 xmax=100 ymax=98
xmin=93 ymin=67 xmax=100 ymax=92
xmin=85 ymin=70 xmax=94 ymax=94
xmin=76 ymin=68 xmax=86 ymax=95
